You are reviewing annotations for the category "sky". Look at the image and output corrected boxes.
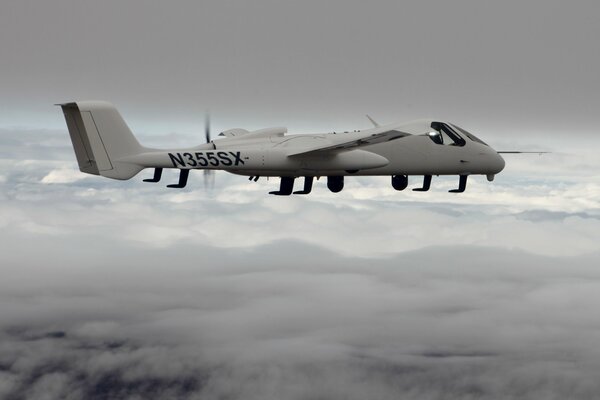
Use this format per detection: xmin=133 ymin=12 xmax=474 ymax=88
xmin=1 ymin=1 xmax=600 ymax=399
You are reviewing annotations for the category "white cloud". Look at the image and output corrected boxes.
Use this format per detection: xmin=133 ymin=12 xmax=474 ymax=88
xmin=0 ymin=241 xmax=599 ymax=399
xmin=0 ymin=129 xmax=597 ymax=258
xmin=1 ymin=128 xmax=600 ymax=399
xmin=41 ymin=168 xmax=87 ymax=184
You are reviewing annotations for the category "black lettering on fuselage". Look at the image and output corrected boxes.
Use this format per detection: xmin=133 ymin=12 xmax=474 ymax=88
xmin=230 ymin=151 xmax=245 ymax=165
xmin=195 ymin=152 xmax=208 ymax=167
xmin=168 ymin=151 xmax=246 ymax=168
xmin=183 ymin=152 xmax=197 ymax=167
xmin=168 ymin=153 xmax=186 ymax=167
xmin=217 ymin=151 xmax=232 ymax=166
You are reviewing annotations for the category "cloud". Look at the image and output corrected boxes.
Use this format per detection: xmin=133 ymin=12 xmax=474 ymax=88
xmin=2 ymin=0 xmax=600 ymax=395
xmin=1 ymin=128 xmax=599 ymax=399
xmin=41 ymin=168 xmax=87 ymax=184
xmin=1 ymin=129 xmax=599 ymax=259
xmin=0 ymin=239 xmax=599 ymax=399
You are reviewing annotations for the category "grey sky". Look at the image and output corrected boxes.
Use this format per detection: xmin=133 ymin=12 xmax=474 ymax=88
xmin=1 ymin=0 xmax=599 ymax=134
xmin=1 ymin=1 xmax=600 ymax=399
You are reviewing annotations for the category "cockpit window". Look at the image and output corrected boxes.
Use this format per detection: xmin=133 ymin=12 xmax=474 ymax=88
xmin=429 ymin=122 xmax=466 ymax=146
xmin=450 ymin=124 xmax=488 ymax=146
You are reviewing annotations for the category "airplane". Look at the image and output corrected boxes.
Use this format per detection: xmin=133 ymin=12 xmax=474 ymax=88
xmin=57 ymin=101 xmax=541 ymax=195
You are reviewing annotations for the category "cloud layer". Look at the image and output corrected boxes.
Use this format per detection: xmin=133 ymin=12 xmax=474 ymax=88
xmin=3 ymin=128 xmax=598 ymax=258
xmin=2 ymin=1 xmax=599 ymax=396
xmin=1 ymin=128 xmax=599 ymax=399
xmin=1 ymin=240 xmax=600 ymax=399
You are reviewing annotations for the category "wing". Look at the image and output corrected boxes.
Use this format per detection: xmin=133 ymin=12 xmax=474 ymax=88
xmin=219 ymin=128 xmax=250 ymax=138
xmin=219 ymin=127 xmax=286 ymax=139
xmin=287 ymin=129 xmax=411 ymax=157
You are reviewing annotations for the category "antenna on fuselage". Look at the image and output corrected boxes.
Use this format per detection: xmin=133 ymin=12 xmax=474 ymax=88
xmin=497 ymin=151 xmax=550 ymax=154
xmin=366 ymin=114 xmax=380 ymax=127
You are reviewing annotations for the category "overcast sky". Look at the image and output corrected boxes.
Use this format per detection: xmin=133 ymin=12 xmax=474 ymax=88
xmin=1 ymin=1 xmax=600 ymax=399
xmin=2 ymin=0 xmax=600 ymax=135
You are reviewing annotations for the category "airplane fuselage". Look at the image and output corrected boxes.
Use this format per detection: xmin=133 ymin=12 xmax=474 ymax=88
xmin=126 ymin=130 xmax=505 ymax=178
xmin=58 ymin=101 xmax=507 ymax=195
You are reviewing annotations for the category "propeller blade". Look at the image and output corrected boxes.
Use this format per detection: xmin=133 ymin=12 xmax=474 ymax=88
xmin=204 ymin=111 xmax=215 ymax=189
xmin=205 ymin=111 xmax=211 ymax=143
xmin=204 ymin=169 xmax=215 ymax=189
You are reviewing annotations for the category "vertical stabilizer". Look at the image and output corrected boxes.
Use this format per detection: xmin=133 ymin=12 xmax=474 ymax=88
xmin=58 ymin=101 xmax=144 ymax=180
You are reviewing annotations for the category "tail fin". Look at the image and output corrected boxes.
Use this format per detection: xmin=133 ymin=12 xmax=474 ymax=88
xmin=58 ymin=101 xmax=144 ymax=180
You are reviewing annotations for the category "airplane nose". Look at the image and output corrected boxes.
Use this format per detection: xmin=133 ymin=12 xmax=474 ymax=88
xmin=493 ymin=151 xmax=506 ymax=174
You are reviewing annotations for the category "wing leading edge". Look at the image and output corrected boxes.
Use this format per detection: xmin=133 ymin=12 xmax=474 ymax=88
xmin=287 ymin=129 xmax=411 ymax=157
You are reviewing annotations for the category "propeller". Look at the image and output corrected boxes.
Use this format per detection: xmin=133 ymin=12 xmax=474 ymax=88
xmin=204 ymin=111 xmax=215 ymax=189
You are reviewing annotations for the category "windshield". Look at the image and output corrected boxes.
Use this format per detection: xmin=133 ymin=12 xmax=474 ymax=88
xmin=450 ymin=124 xmax=488 ymax=146
xmin=429 ymin=122 xmax=466 ymax=146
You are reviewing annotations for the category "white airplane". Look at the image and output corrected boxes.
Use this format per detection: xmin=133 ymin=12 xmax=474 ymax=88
xmin=57 ymin=101 xmax=535 ymax=195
